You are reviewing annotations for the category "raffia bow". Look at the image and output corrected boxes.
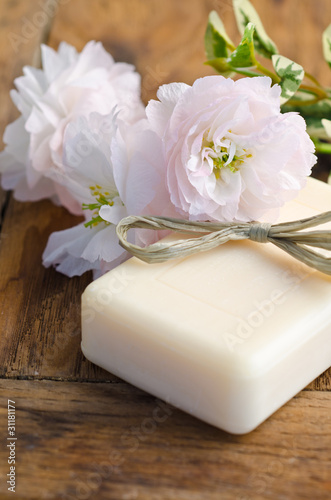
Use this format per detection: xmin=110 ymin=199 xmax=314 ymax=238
xmin=116 ymin=212 xmax=331 ymax=275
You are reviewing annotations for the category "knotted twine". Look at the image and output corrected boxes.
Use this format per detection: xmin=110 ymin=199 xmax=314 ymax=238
xmin=116 ymin=211 xmax=331 ymax=276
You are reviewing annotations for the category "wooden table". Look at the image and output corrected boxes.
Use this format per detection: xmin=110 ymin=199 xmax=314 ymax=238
xmin=0 ymin=1 xmax=330 ymax=499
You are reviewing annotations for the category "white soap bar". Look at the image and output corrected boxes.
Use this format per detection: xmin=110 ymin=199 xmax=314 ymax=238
xmin=81 ymin=178 xmax=331 ymax=434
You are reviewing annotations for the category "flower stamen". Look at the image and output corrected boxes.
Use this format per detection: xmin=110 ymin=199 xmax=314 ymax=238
xmin=203 ymin=133 xmax=251 ymax=180
xmin=83 ymin=186 xmax=118 ymax=228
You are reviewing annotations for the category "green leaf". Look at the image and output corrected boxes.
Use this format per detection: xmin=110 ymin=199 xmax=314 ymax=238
xmin=272 ymin=55 xmax=304 ymax=104
xmin=205 ymin=10 xmax=235 ymax=60
xmin=233 ymin=0 xmax=278 ymax=58
xmin=228 ymin=22 xmax=256 ymax=68
xmin=322 ymin=24 xmax=331 ymax=68
xmin=206 ymin=23 xmax=257 ymax=75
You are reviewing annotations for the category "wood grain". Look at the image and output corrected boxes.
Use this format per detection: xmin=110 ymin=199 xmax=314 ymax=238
xmin=0 ymin=197 xmax=100 ymax=380
xmin=0 ymin=379 xmax=330 ymax=500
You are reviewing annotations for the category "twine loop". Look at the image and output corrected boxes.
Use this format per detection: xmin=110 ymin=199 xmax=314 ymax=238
xmin=116 ymin=212 xmax=331 ymax=276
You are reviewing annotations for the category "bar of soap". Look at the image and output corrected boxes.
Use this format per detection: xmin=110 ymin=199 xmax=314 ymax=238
xmin=81 ymin=178 xmax=331 ymax=434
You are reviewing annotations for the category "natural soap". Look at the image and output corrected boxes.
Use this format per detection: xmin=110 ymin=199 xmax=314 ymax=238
xmin=81 ymin=178 xmax=331 ymax=434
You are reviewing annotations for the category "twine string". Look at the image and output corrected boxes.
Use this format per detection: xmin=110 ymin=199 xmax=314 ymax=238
xmin=248 ymin=222 xmax=272 ymax=243
xmin=116 ymin=211 xmax=331 ymax=275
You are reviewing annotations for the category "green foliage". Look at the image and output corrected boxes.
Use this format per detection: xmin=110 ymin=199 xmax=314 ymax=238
xmin=204 ymin=0 xmax=331 ymax=151
xmin=230 ymin=23 xmax=256 ymax=68
xmin=272 ymin=55 xmax=304 ymax=104
xmin=206 ymin=23 xmax=261 ymax=77
xmin=233 ymin=0 xmax=278 ymax=58
xmin=205 ymin=10 xmax=235 ymax=60
xmin=204 ymin=11 xmax=235 ymax=77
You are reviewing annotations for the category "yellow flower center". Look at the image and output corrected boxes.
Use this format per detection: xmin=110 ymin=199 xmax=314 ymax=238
xmin=203 ymin=132 xmax=252 ymax=179
xmin=83 ymin=185 xmax=118 ymax=228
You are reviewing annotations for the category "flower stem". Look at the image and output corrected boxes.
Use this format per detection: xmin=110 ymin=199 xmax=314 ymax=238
xmin=299 ymin=83 xmax=329 ymax=100
xmin=313 ymin=139 xmax=331 ymax=154
xmin=286 ymin=96 xmax=323 ymax=107
xmin=304 ymin=71 xmax=324 ymax=89
xmin=255 ymin=61 xmax=281 ymax=84
xmin=233 ymin=69 xmax=263 ymax=78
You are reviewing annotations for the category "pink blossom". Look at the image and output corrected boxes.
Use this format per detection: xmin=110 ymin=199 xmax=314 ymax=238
xmin=0 ymin=41 xmax=144 ymax=213
xmin=146 ymin=76 xmax=316 ymax=222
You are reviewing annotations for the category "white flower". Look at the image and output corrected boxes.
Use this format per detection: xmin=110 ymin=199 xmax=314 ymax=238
xmin=42 ymin=112 xmax=162 ymax=277
xmin=0 ymin=41 xmax=144 ymax=214
xmin=146 ymin=76 xmax=317 ymax=222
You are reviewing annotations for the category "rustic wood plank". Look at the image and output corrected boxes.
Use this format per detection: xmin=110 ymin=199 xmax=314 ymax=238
xmin=0 ymin=379 xmax=330 ymax=500
xmin=0 ymin=196 xmax=103 ymax=380
xmin=0 ymin=0 xmax=330 ymax=388
xmin=307 ymin=368 xmax=331 ymax=391
xmin=0 ymin=191 xmax=9 ymax=227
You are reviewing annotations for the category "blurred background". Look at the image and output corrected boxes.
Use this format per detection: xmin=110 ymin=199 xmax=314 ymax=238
xmin=2 ymin=0 xmax=331 ymax=172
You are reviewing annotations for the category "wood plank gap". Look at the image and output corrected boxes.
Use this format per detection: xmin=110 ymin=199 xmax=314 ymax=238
xmin=0 ymin=375 xmax=120 ymax=383
xmin=0 ymin=373 xmax=330 ymax=392
xmin=0 ymin=190 xmax=10 ymax=229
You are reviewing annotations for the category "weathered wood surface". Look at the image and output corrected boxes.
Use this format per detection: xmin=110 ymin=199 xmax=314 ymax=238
xmin=0 ymin=380 xmax=330 ymax=500
xmin=0 ymin=0 xmax=330 ymax=499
